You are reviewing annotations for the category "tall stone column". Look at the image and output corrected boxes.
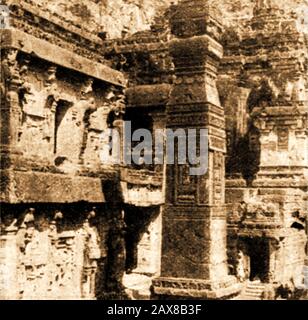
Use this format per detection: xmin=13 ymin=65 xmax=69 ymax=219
xmin=0 ymin=49 xmax=23 ymax=156
xmin=152 ymin=0 xmax=240 ymax=299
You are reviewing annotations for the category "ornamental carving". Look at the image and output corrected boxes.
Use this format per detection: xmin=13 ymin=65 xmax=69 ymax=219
xmin=238 ymin=198 xmax=280 ymax=222
xmin=0 ymin=208 xmax=101 ymax=299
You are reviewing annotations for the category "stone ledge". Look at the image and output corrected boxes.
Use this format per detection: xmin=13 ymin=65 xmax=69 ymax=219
xmin=238 ymin=228 xmax=286 ymax=239
xmin=120 ymin=181 xmax=164 ymax=207
xmin=163 ymin=205 xmax=227 ymax=219
xmin=0 ymin=29 xmax=126 ymax=87
xmin=126 ymin=84 xmax=171 ymax=108
xmin=152 ymin=276 xmax=241 ymax=299
xmin=252 ymin=178 xmax=308 ymax=188
xmin=0 ymin=169 xmax=106 ymax=203
xmin=120 ymin=168 xmax=163 ymax=187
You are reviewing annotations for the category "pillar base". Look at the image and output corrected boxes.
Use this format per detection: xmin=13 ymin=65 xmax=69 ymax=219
xmin=152 ymin=276 xmax=241 ymax=299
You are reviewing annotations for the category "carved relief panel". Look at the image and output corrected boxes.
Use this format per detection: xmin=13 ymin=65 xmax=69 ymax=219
xmin=175 ymin=164 xmax=197 ymax=204
xmin=1 ymin=51 xmax=123 ymax=173
xmin=0 ymin=208 xmax=102 ymax=300
xmin=212 ymin=151 xmax=225 ymax=205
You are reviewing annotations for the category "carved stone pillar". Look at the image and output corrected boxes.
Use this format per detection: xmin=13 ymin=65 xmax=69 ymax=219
xmin=149 ymin=111 xmax=166 ymax=173
xmin=110 ymin=87 xmax=126 ymax=166
xmin=0 ymin=49 xmax=23 ymax=155
xmin=81 ymin=208 xmax=101 ymax=299
xmin=152 ymin=0 xmax=240 ymax=299
xmin=43 ymin=65 xmax=58 ymax=155
xmin=268 ymin=238 xmax=280 ymax=283
xmin=78 ymin=77 xmax=95 ymax=165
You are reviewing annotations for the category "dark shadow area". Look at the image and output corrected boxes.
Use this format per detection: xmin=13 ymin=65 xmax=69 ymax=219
xmin=247 ymin=237 xmax=269 ymax=282
xmin=226 ymin=124 xmax=261 ymax=186
xmin=124 ymin=205 xmax=160 ymax=273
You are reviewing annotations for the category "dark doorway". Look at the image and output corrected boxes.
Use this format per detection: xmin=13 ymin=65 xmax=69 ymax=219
xmin=124 ymin=206 xmax=159 ymax=273
xmin=247 ymin=238 xmax=269 ymax=282
xmin=123 ymin=107 xmax=154 ymax=171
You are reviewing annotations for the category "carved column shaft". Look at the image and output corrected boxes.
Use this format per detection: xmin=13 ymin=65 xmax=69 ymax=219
xmin=0 ymin=49 xmax=23 ymax=155
xmin=152 ymin=0 xmax=240 ymax=299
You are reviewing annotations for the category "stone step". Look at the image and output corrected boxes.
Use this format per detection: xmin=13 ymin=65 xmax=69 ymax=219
xmin=246 ymin=287 xmax=264 ymax=292
xmin=240 ymin=295 xmax=261 ymax=300
xmin=246 ymin=287 xmax=264 ymax=291
xmin=245 ymin=291 xmax=263 ymax=296
xmin=245 ymin=293 xmax=263 ymax=297
xmin=246 ymin=288 xmax=264 ymax=292
xmin=246 ymin=284 xmax=265 ymax=289
xmin=240 ymin=282 xmax=266 ymax=300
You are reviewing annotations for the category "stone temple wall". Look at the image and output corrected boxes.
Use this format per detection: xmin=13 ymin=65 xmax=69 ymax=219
xmin=1 ymin=0 xmax=165 ymax=300
xmin=0 ymin=0 xmax=128 ymax=300
xmin=1 ymin=0 xmax=307 ymax=300
xmin=0 ymin=205 xmax=102 ymax=300
xmin=219 ymin=1 xmax=308 ymax=295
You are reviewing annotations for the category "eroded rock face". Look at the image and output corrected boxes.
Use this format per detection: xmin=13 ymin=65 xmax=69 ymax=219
xmin=21 ymin=0 xmax=307 ymax=38
xmin=21 ymin=0 xmax=175 ymax=38
xmin=1 ymin=0 xmax=307 ymax=301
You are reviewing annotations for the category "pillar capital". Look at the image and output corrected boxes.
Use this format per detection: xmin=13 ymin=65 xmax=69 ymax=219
xmin=169 ymin=0 xmax=223 ymax=42
xmin=169 ymin=35 xmax=223 ymax=67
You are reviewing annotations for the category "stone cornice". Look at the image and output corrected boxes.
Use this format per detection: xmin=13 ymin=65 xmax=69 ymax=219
xmin=125 ymin=84 xmax=171 ymax=108
xmin=0 ymin=29 xmax=126 ymax=87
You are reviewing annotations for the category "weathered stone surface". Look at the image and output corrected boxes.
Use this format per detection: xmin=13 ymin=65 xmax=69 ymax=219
xmin=0 ymin=170 xmax=106 ymax=203
xmin=125 ymin=84 xmax=171 ymax=108
xmin=5 ymin=0 xmax=305 ymax=39
xmin=1 ymin=0 xmax=307 ymax=301
xmin=0 ymin=29 xmax=126 ymax=86
xmin=0 ymin=206 xmax=103 ymax=299
xmin=151 ymin=0 xmax=240 ymax=300
xmin=219 ymin=0 xmax=308 ymax=297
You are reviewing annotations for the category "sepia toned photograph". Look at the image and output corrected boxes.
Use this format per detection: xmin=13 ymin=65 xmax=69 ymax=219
xmin=0 ymin=0 xmax=307 ymax=302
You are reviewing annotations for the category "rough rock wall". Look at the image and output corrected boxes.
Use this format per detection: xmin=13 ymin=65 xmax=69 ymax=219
xmin=15 ymin=0 xmax=308 ymax=39
xmin=16 ymin=0 xmax=173 ymax=38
